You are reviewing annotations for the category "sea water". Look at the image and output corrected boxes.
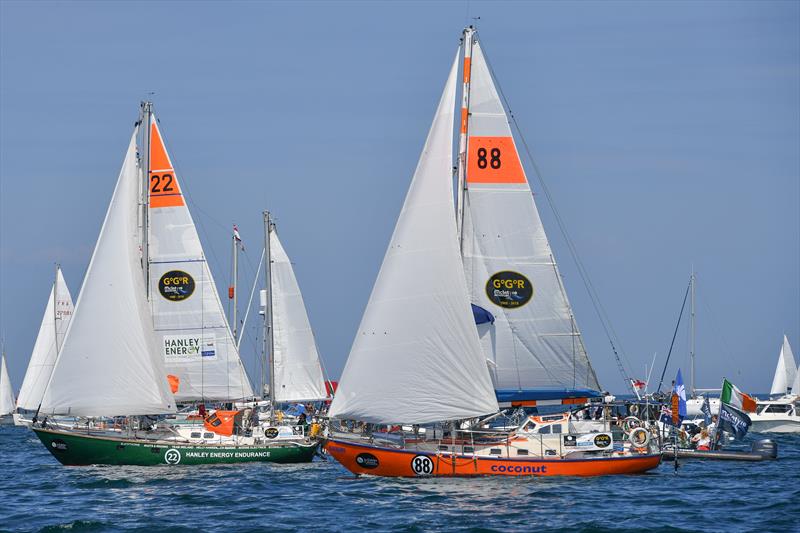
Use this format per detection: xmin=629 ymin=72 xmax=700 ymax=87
xmin=1 ymin=425 xmax=798 ymax=532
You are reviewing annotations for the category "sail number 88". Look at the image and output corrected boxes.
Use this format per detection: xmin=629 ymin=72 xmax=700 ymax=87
xmin=411 ymin=455 xmax=434 ymax=475
xmin=477 ymin=147 xmax=501 ymax=169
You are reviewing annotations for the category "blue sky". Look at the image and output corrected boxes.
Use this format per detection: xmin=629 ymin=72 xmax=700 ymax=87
xmin=1 ymin=1 xmax=798 ymax=395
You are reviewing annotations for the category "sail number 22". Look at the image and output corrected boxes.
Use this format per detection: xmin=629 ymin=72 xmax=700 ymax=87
xmin=150 ymin=173 xmax=175 ymax=194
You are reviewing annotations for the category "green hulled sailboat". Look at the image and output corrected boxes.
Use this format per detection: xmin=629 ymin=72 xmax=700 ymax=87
xmin=32 ymin=102 xmax=318 ymax=466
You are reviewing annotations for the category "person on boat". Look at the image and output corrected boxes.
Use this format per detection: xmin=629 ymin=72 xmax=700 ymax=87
xmin=691 ymin=428 xmax=711 ymax=451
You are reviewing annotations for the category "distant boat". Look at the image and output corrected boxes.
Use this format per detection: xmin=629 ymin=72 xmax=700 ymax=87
xmin=750 ymin=336 xmax=799 ymax=433
xmin=31 ymin=103 xmax=318 ymax=465
xmin=324 ymin=27 xmax=661 ymax=477
xmin=14 ymin=266 xmax=74 ymax=426
xmin=0 ymin=352 xmax=15 ymax=425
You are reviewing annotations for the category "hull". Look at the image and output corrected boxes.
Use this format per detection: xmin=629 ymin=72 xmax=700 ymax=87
xmin=674 ymin=449 xmax=771 ymax=461
xmin=749 ymin=418 xmax=800 ymax=434
xmin=324 ymin=438 xmax=661 ymax=477
xmin=0 ymin=414 xmax=13 ymax=426
xmin=34 ymin=427 xmax=318 ymax=466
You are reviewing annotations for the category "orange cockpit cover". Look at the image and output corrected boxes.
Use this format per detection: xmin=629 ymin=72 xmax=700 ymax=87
xmin=204 ymin=410 xmax=239 ymax=436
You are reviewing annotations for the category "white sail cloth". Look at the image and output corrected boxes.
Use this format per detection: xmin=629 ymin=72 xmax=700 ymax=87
xmin=40 ymin=132 xmax=176 ymax=417
xmin=770 ymin=335 xmax=797 ymax=396
xmin=329 ymin=52 xmax=499 ymax=425
xmin=16 ymin=268 xmax=73 ymax=410
xmin=460 ymin=39 xmax=600 ymax=393
xmin=792 ymin=362 xmax=800 ymax=396
xmin=147 ymin=115 xmax=253 ymax=401
xmin=270 ymin=229 xmax=328 ymax=402
xmin=0 ymin=355 xmax=15 ymax=415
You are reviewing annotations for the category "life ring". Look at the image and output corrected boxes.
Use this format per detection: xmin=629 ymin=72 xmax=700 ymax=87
xmin=621 ymin=416 xmax=642 ymax=435
xmin=629 ymin=427 xmax=650 ymax=447
xmin=629 ymin=404 xmax=640 ymax=417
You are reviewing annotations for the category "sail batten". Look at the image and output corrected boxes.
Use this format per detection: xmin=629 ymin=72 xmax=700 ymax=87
xmin=147 ymin=115 xmax=254 ymax=401
xmin=461 ymin=37 xmax=600 ymax=395
xmin=16 ymin=268 xmax=73 ymax=411
xmin=40 ymin=132 xmax=176 ymax=417
xmin=329 ymin=50 xmax=499 ymax=425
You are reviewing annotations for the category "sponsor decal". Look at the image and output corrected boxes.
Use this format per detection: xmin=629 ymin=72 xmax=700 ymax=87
xmin=486 ymin=271 xmax=533 ymax=308
xmin=411 ymin=455 xmax=435 ymax=476
xmin=158 ymin=270 xmax=195 ymax=301
xmin=490 ymin=464 xmax=547 ymax=474
xmin=265 ymin=427 xmax=279 ymax=439
xmin=563 ymin=435 xmax=577 ymax=447
xmin=164 ymin=448 xmax=182 ymax=465
xmin=593 ymin=434 xmax=612 ymax=448
xmin=50 ymin=439 xmax=68 ymax=452
xmin=355 ymin=453 xmax=380 ymax=469
xmin=163 ymin=335 xmax=216 ymax=362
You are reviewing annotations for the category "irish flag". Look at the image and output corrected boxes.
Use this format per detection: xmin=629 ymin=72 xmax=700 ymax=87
xmin=721 ymin=379 xmax=757 ymax=413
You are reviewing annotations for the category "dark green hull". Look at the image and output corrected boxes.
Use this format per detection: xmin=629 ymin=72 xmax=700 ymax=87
xmin=33 ymin=427 xmax=318 ymax=466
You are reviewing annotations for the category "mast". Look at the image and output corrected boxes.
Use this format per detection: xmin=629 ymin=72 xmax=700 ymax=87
xmin=231 ymin=230 xmax=239 ymax=342
xmin=263 ymin=211 xmax=276 ymax=422
xmin=690 ymin=269 xmax=696 ymax=398
xmin=455 ymin=26 xmax=475 ymax=249
xmin=53 ymin=264 xmax=61 ymax=354
xmin=140 ymin=101 xmax=153 ymax=296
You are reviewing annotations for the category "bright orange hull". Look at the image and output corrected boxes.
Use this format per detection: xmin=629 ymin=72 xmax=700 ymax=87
xmin=325 ymin=438 xmax=662 ymax=477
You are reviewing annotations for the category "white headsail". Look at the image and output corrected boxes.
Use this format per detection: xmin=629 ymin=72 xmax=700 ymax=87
xmin=146 ymin=115 xmax=254 ymax=401
xmin=770 ymin=335 xmax=797 ymax=396
xmin=460 ymin=34 xmax=600 ymax=396
xmin=40 ymin=132 xmax=176 ymax=417
xmin=329 ymin=51 xmax=499 ymax=425
xmin=270 ymin=229 xmax=328 ymax=402
xmin=0 ymin=355 xmax=15 ymax=416
xmin=16 ymin=268 xmax=73 ymax=411
xmin=791 ymin=361 xmax=800 ymax=396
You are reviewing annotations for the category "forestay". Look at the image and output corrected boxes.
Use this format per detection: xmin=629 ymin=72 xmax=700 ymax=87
xmin=329 ymin=51 xmax=499 ymax=425
xmin=270 ymin=229 xmax=328 ymax=402
xmin=460 ymin=36 xmax=600 ymax=395
xmin=770 ymin=335 xmax=797 ymax=396
xmin=40 ymin=132 xmax=176 ymax=417
xmin=16 ymin=268 xmax=74 ymax=410
xmin=0 ymin=355 xmax=14 ymax=416
xmin=147 ymin=115 xmax=253 ymax=401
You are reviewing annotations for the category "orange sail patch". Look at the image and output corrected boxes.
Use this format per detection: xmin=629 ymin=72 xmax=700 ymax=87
xmin=467 ymin=136 xmax=526 ymax=184
xmin=149 ymin=121 xmax=185 ymax=208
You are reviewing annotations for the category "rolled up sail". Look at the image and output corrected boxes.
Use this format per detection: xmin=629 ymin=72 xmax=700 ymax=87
xmin=460 ymin=36 xmax=600 ymax=397
xmin=329 ymin=51 xmax=499 ymax=425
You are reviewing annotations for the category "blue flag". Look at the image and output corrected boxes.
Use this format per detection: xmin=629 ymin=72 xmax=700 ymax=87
xmin=701 ymin=396 xmax=712 ymax=426
xmin=718 ymin=402 xmax=752 ymax=440
xmin=660 ymin=369 xmax=687 ymax=427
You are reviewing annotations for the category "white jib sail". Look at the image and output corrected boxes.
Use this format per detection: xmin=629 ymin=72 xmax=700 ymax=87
xmin=791 ymin=361 xmax=800 ymax=396
xmin=16 ymin=267 xmax=74 ymax=410
xmin=0 ymin=355 xmax=15 ymax=416
xmin=39 ymin=131 xmax=176 ymax=417
xmin=147 ymin=115 xmax=253 ymax=401
xmin=329 ymin=51 xmax=499 ymax=425
xmin=770 ymin=335 xmax=797 ymax=396
xmin=460 ymin=38 xmax=600 ymax=393
xmin=270 ymin=229 xmax=328 ymax=402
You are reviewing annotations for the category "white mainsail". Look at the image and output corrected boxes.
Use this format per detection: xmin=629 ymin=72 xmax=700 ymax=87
xmin=791 ymin=362 xmax=800 ymax=396
xmin=270 ymin=229 xmax=328 ymax=402
xmin=146 ymin=115 xmax=254 ymax=402
xmin=329 ymin=51 xmax=499 ymax=425
xmin=39 ymin=132 xmax=176 ymax=417
xmin=460 ymin=34 xmax=600 ymax=395
xmin=0 ymin=355 xmax=15 ymax=416
xmin=16 ymin=267 xmax=74 ymax=411
xmin=770 ymin=335 xmax=797 ymax=396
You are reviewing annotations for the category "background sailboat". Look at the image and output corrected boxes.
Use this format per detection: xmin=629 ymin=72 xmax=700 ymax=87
xmin=769 ymin=335 xmax=797 ymax=397
xmin=0 ymin=353 xmax=15 ymax=424
xmin=15 ymin=266 xmax=73 ymax=424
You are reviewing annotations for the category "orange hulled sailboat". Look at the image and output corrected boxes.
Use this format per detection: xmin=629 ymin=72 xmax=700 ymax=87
xmin=324 ymin=27 xmax=661 ymax=477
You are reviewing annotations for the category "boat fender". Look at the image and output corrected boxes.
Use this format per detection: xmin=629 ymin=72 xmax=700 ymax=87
xmin=629 ymin=427 xmax=650 ymax=447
